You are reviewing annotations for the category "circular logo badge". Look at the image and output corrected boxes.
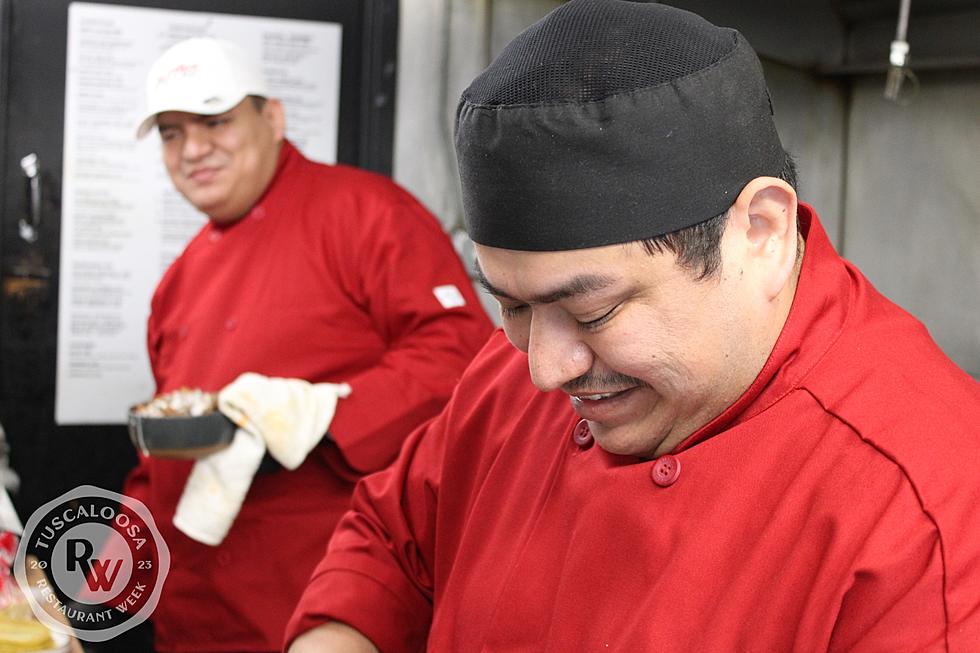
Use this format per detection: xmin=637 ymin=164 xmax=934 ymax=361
xmin=13 ymin=485 xmax=170 ymax=642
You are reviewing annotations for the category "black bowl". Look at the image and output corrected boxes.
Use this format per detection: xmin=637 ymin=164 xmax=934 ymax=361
xmin=128 ymin=410 xmax=236 ymax=459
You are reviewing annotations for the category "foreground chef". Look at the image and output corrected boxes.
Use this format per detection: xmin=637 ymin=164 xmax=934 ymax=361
xmin=128 ymin=37 xmax=493 ymax=651
xmin=285 ymin=1 xmax=980 ymax=650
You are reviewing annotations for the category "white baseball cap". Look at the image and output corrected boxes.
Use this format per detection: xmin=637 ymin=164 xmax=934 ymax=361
xmin=135 ymin=37 xmax=269 ymax=139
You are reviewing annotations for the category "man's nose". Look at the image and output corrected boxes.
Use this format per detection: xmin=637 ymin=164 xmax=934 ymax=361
xmin=527 ymin=312 xmax=593 ymax=392
xmin=181 ymin=125 xmax=213 ymax=160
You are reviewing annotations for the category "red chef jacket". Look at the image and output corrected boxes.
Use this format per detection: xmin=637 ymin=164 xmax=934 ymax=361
xmin=286 ymin=205 xmax=980 ymax=651
xmin=125 ymin=141 xmax=494 ymax=652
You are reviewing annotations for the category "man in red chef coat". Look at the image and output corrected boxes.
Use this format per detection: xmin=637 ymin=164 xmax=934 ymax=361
xmin=128 ymin=37 xmax=493 ymax=652
xmin=286 ymin=1 xmax=980 ymax=651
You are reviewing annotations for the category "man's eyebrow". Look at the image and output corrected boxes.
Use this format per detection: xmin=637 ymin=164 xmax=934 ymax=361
xmin=474 ymin=260 xmax=617 ymax=304
xmin=474 ymin=263 xmax=512 ymax=299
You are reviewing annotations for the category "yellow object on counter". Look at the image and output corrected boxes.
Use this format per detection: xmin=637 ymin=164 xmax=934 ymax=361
xmin=0 ymin=610 xmax=56 ymax=652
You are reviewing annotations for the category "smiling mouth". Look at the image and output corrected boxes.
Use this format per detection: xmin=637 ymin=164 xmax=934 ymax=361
xmin=188 ymin=167 xmax=220 ymax=183
xmin=570 ymin=388 xmax=635 ymax=402
xmin=567 ymin=385 xmax=645 ymax=424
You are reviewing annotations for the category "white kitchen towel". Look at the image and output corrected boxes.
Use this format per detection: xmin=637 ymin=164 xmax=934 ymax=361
xmin=173 ymin=373 xmax=350 ymax=546
xmin=172 ymin=427 xmax=265 ymax=546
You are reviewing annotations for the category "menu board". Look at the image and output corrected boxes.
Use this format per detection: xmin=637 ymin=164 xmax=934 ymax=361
xmin=55 ymin=3 xmax=342 ymax=423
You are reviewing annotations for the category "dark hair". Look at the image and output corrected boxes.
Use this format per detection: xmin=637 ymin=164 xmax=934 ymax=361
xmin=640 ymin=151 xmax=799 ymax=280
xmin=248 ymin=95 xmax=268 ymax=112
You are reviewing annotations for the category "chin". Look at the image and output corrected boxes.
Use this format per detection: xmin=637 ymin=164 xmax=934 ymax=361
xmin=591 ymin=424 xmax=664 ymax=459
xmin=183 ymin=194 xmax=226 ymax=217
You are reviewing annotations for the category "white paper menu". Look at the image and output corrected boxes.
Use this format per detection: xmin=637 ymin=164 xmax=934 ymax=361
xmin=55 ymin=3 xmax=342 ymax=423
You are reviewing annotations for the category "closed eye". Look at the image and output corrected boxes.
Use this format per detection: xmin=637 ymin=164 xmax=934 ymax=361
xmin=205 ymin=116 xmax=231 ymax=128
xmin=499 ymin=304 xmax=528 ymax=319
xmin=577 ymin=305 xmax=618 ymax=330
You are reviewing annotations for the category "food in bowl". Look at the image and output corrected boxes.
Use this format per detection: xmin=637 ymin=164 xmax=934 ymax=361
xmin=128 ymin=388 xmax=235 ymax=459
xmin=131 ymin=387 xmax=218 ymax=418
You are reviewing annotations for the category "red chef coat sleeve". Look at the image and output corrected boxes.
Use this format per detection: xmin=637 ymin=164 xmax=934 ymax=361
xmin=321 ymin=193 xmax=493 ymax=475
xmin=285 ymin=333 xmax=511 ymax=651
xmin=286 ymin=396 xmax=448 ymax=652
xmin=826 ymin=480 xmax=948 ymax=650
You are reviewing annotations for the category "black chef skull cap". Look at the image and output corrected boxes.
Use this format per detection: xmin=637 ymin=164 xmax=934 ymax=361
xmin=455 ymin=0 xmax=786 ymax=251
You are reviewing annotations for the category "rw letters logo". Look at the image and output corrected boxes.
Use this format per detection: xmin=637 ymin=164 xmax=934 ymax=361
xmin=14 ymin=485 xmax=170 ymax=642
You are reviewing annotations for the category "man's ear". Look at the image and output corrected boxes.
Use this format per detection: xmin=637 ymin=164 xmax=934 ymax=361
xmin=262 ymin=99 xmax=286 ymax=142
xmin=731 ymin=176 xmax=799 ymax=300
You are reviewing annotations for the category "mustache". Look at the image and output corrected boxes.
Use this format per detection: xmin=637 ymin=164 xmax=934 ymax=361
xmin=562 ymin=370 xmax=647 ymax=394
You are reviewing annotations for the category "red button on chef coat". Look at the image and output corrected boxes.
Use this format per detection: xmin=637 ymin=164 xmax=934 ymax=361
xmin=571 ymin=419 xmax=593 ymax=447
xmin=650 ymin=455 xmax=681 ymax=487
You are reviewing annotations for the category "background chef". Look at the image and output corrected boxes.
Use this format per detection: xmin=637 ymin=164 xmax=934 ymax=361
xmin=128 ymin=37 xmax=493 ymax=653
